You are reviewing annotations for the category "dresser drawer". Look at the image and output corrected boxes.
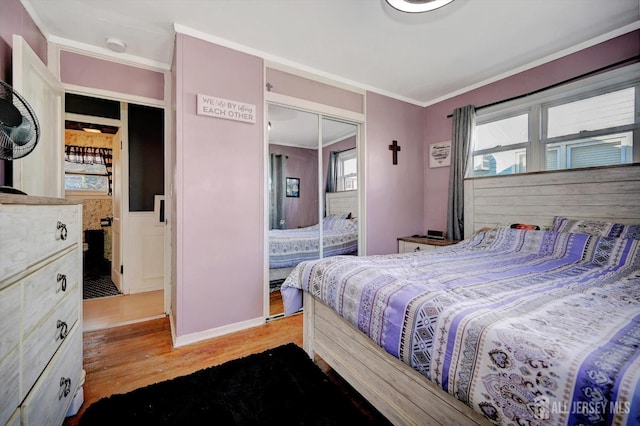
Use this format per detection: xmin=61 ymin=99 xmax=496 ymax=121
xmin=0 ymin=205 xmax=79 ymax=282
xmin=22 ymin=287 xmax=79 ymax=399
xmin=0 ymin=283 xmax=21 ymax=363
xmin=23 ymin=249 xmax=80 ymax=338
xmin=0 ymin=348 xmax=20 ymax=426
xmin=21 ymin=325 xmax=82 ymax=426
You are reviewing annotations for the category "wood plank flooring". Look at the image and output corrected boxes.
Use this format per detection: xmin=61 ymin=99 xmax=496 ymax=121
xmin=63 ymin=313 xmax=388 ymax=425
xmin=83 ymin=290 xmax=165 ymax=331
xmin=64 ymin=314 xmax=303 ymax=426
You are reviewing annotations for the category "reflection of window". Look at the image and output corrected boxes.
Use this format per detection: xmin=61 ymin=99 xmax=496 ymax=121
xmin=337 ymin=148 xmax=357 ymax=191
xmin=64 ymin=145 xmax=112 ymax=193
xmin=470 ymin=66 xmax=639 ymax=177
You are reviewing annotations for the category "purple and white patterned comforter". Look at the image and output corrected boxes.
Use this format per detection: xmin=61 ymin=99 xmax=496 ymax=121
xmin=269 ymin=217 xmax=358 ymax=269
xmin=281 ymin=227 xmax=640 ymax=425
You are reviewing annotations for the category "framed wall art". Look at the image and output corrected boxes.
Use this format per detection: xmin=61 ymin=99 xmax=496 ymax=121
xmin=286 ymin=177 xmax=300 ymax=197
xmin=429 ymin=141 xmax=451 ymax=168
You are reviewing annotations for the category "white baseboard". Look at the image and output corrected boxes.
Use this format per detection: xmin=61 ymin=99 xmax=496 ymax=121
xmin=171 ymin=316 xmax=265 ymax=348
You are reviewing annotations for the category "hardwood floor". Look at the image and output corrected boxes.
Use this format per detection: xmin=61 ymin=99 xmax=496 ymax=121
xmin=64 ymin=313 xmax=304 ymax=425
xmin=64 ymin=312 xmax=388 ymax=425
xmin=83 ymin=290 xmax=165 ymax=331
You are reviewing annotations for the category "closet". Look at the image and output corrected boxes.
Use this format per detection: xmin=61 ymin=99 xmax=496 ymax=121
xmin=266 ymin=103 xmax=360 ymax=318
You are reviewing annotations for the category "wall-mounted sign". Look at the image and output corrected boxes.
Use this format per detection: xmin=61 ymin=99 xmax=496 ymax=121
xmin=429 ymin=141 xmax=451 ymax=168
xmin=197 ymin=94 xmax=256 ymax=124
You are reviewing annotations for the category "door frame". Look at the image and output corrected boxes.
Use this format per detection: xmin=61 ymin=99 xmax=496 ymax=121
xmin=263 ymin=91 xmax=366 ymax=320
xmin=47 ymin=44 xmax=172 ymax=314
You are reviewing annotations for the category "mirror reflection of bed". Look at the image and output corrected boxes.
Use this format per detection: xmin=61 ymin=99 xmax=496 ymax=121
xmin=267 ymin=104 xmax=359 ymax=318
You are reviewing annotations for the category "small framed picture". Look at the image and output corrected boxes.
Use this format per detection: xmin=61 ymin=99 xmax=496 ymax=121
xmin=286 ymin=177 xmax=300 ymax=197
xmin=429 ymin=141 xmax=451 ymax=168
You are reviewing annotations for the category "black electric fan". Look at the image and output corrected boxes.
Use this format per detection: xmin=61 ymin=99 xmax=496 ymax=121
xmin=0 ymin=79 xmax=40 ymax=194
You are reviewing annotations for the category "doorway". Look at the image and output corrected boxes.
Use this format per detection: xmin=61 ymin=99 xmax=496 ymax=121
xmin=64 ymin=93 xmax=167 ymax=329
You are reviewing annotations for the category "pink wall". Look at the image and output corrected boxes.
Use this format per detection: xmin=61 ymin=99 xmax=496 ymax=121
xmin=174 ymin=34 xmax=264 ymax=336
xmin=266 ymin=68 xmax=364 ymax=114
xmin=269 ymin=144 xmax=319 ymax=228
xmin=60 ymin=51 xmax=164 ymax=100
xmin=423 ymin=30 xmax=640 ymax=233
xmin=0 ymin=0 xmax=47 ymax=185
xmin=366 ymin=92 xmax=425 ymax=255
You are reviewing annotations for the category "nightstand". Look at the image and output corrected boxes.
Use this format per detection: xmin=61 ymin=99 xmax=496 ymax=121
xmin=397 ymin=236 xmax=459 ymax=253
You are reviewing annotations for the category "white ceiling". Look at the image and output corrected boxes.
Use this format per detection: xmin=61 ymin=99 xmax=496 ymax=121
xmin=22 ymin=0 xmax=640 ymax=106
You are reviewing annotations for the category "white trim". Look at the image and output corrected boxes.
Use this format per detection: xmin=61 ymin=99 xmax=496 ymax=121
xmin=174 ymin=23 xmax=422 ymax=107
xmin=424 ymin=21 xmax=640 ymax=107
xmin=265 ymin=61 xmax=365 ymax=96
xmin=48 ymin=36 xmax=171 ymax=71
xmin=172 ymin=316 xmax=265 ymax=348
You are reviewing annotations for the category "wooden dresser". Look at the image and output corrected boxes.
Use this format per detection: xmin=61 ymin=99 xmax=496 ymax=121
xmin=0 ymin=194 xmax=84 ymax=425
xmin=397 ymin=236 xmax=459 ymax=253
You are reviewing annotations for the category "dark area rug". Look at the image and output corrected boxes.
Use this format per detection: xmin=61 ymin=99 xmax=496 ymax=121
xmin=78 ymin=343 xmax=391 ymax=425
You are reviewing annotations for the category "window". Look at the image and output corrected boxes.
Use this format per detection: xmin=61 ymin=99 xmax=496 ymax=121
xmin=64 ymin=161 xmax=109 ymax=192
xmin=473 ymin=114 xmax=528 ymax=176
xmin=469 ymin=64 xmax=639 ymax=177
xmin=337 ymin=148 xmax=357 ymax=191
xmin=64 ymin=145 xmax=112 ymax=194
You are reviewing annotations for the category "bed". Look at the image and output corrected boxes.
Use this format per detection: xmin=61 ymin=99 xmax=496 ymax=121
xmin=281 ymin=165 xmax=640 ymax=425
xmin=269 ymin=191 xmax=359 ymax=282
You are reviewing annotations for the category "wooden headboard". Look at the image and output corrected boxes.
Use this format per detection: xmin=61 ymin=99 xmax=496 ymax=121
xmin=326 ymin=191 xmax=358 ymax=218
xmin=464 ymin=164 xmax=640 ymax=239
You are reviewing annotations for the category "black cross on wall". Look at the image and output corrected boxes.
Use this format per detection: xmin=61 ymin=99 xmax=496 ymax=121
xmin=389 ymin=140 xmax=401 ymax=165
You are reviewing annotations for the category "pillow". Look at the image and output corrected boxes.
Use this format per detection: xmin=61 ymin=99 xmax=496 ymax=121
xmin=551 ymin=216 xmax=640 ymax=240
xmin=510 ymin=223 xmax=540 ymax=230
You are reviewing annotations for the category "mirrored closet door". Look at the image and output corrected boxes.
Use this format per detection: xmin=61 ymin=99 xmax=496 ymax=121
xmin=267 ymin=104 xmax=359 ymax=318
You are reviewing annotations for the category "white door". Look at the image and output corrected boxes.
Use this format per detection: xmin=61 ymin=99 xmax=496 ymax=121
xmin=111 ymin=127 xmax=123 ymax=290
xmin=12 ymin=35 xmax=64 ymax=197
xmin=126 ymin=199 xmax=165 ymax=294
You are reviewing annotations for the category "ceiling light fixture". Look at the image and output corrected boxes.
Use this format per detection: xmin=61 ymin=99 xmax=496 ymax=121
xmin=386 ymin=0 xmax=454 ymax=13
xmin=82 ymin=127 xmax=102 ymax=133
xmin=105 ymin=37 xmax=126 ymax=53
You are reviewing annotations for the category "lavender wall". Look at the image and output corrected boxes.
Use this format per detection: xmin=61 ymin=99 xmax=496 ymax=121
xmin=366 ymin=92 xmax=425 ymax=255
xmin=0 ymin=0 xmax=47 ymax=185
xmin=269 ymin=144 xmax=319 ymax=229
xmin=174 ymin=34 xmax=264 ymax=336
xmin=423 ymin=30 xmax=640 ymax=233
xmin=60 ymin=51 xmax=164 ymax=100
xmin=266 ymin=68 xmax=364 ymax=114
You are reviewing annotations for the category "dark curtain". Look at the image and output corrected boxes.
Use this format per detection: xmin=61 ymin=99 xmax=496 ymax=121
xmin=325 ymin=151 xmax=338 ymax=193
xmin=446 ymin=105 xmax=476 ymax=241
xmin=270 ymin=154 xmax=286 ymax=230
xmin=65 ymin=145 xmax=113 ymax=195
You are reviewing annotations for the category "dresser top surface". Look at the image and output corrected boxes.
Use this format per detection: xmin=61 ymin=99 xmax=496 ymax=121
xmin=0 ymin=193 xmax=81 ymax=206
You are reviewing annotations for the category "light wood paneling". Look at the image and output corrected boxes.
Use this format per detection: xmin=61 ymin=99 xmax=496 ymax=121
xmin=464 ymin=164 xmax=640 ymax=238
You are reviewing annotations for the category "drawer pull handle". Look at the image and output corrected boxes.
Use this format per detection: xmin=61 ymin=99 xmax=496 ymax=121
xmin=59 ymin=377 xmax=71 ymax=399
xmin=57 ymin=273 xmax=67 ymax=292
xmin=57 ymin=320 xmax=69 ymax=340
xmin=57 ymin=221 xmax=68 ymax=241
